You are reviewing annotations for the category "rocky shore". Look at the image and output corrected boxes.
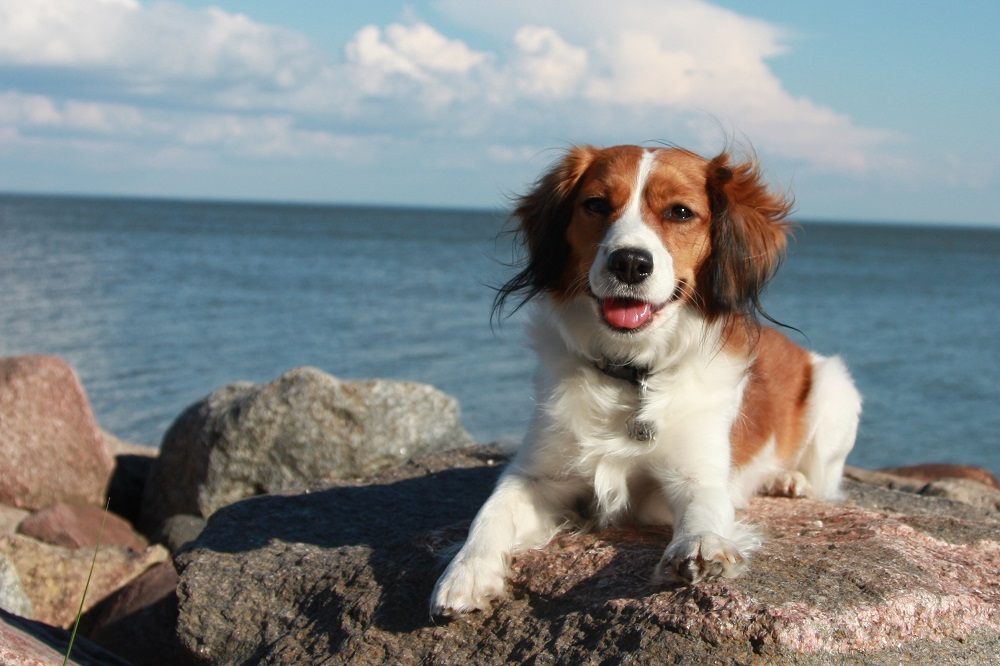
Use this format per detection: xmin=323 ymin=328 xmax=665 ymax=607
xmin=1 ymin=354 xmax=998 ymax=665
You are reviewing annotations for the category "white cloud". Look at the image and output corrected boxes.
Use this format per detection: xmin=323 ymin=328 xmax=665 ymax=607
xmin=487 ymin=143 xmax=545 ymax=164
xmin=0 ymin=0 xmax=138 ymax=65
xmin=379 ymin=22 xmax=489 ymax=75
xmin=510 ymin=26 xmax=588 ymax=98
xmin=342 ymin=22 xmax=494 ymax=112
xmin=0 ymin=90 xmax=369 ymax=164
xmin=434 ymin=0 xmax=897 ymax=170
xmin=0 ymin=90 xmax=143 ymax=133
xmin=0 ymin=0 xmax=324 ymax=97
xmin=0 ymin=0 xmax=898 ymax=182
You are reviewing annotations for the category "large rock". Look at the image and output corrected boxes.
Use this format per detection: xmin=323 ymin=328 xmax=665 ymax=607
xmin=79 ymin=561 xmax=188 ymax=666
xmin=17 ymin=503 xmax=148 ymax=552
xmin=174 ymin=446 xmax=1000 ymax=664
xmin=877 ymin=462 xmax=1000 ymax=490
xmin=0 ymin=534 xmax=168 ymax=628
xmin=141 ymin=367 xmax=474 ymax=535
xmin=846 ymin=466 xmax=1000 ymax=513
xmin=0 ymin=356 xmax=114 ymax=510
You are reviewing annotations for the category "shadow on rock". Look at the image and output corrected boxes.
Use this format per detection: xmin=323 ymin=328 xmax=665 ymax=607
xmin=179 ymin=463 xmax=503 ymax=554
xmin=173 ymin=455 xmax=506 ymax=658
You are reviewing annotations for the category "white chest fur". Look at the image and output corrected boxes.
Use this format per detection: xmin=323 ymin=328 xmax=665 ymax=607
xmin=526 ymin=304 xmax=750 ymax=524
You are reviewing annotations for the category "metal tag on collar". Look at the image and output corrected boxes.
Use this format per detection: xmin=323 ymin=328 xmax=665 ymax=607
xmin=626 ymin=416 xmax=656 ymax=442
xmin=626 ymin=378 xmax=657 ymax=442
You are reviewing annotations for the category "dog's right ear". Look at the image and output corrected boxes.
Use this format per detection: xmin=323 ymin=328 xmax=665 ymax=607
xmin=494 ymin=146 xmax=596 ymax=318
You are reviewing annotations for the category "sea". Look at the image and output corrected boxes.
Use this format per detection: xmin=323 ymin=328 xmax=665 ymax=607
xmin=1 ymin=194 xmax=997 ymax=475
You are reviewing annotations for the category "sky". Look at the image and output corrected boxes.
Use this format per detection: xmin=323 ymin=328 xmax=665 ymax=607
xmin=1 ymin=0 xmax=998 ymax=225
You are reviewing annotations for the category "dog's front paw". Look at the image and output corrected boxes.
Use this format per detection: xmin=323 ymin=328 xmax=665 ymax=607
xmin=654 ymin=533 xmax=748 ymax=584
xmin=430 ymin=555 xmax=507 ymax=619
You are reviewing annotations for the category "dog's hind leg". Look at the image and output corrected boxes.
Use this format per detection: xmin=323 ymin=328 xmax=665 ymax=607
xmin=796 ymin=354 xmax=862 ymax=500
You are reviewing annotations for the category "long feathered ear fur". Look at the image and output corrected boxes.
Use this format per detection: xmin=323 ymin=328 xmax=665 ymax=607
xmin=699 ymin=152 xmax=794 ymax=326
xmin=493 ymin=146 xmax=596 ymax=319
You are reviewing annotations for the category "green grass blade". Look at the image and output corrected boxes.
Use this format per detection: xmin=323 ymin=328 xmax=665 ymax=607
xmin=63 ymin=498 xmax=109 ymax=666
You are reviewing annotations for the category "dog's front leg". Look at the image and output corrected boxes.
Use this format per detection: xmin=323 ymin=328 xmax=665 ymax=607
xmin=653 ymin=463 xmax=758 ymax=584
xmin=430 ymin=469 xmax=568 ymax=618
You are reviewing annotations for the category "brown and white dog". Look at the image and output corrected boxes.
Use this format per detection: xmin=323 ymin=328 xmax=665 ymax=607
xmin=431 ymin=145 xmax=862 ymax=617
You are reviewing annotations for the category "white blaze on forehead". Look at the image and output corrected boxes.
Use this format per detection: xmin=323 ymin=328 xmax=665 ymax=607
xmin=589 ymin=148 xmax=677 ymax=306
xmin=623 ymin=149 xmax=657 ymax=221
xmin=603 ymin=149 xmax=658 ymax=250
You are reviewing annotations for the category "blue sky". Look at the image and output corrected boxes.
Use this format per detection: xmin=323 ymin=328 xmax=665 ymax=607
xmin=1 ymin=0 xmax=997 ymax=225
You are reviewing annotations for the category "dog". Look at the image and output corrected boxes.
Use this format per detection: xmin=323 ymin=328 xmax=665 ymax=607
xmin=430 ymin=144 xmax=862 ymax=617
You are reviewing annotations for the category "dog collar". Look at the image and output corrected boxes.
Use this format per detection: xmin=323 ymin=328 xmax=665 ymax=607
xmin=593 ymin=359 xmax=653 ymax=386
xmin=593 ymin=359 xmax=657 ymax=442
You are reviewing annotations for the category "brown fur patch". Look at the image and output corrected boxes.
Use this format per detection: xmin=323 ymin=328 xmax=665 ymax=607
xmin=731 ymin=328 xmax=812 ymax=468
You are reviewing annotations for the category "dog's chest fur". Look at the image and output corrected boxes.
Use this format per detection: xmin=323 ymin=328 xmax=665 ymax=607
xmin=528 ymin=305 xmax=751 ymax=523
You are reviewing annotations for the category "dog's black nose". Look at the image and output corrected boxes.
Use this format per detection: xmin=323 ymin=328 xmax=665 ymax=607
xmin=607 ymin=248 xmax=653 ymax=284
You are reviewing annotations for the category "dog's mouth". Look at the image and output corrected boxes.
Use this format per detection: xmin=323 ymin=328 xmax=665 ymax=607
xmin=596 ymin=283 xmax=685 ymax=331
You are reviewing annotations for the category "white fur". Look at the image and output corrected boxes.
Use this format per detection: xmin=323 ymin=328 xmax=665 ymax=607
xmin=796 ymin=353 xmax=863 ymax=500
xmin=429 ymin=150 xmax=861 ymax=617
xmin=432 ymin=300 xmax=768 ymax=617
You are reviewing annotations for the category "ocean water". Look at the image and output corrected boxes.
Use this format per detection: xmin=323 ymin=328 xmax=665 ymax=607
xmin=1 ymin=194 xmax=997 ymax=475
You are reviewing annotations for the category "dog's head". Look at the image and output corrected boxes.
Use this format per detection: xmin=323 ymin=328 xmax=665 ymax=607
xmin=497 ymin=145 xmax=792 ymax=350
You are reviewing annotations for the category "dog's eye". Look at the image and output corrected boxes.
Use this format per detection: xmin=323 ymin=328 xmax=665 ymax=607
xmin=582 ymin=197 xmax=613 ymax=216
xmin=665 ymin=204 xmax=695 ymax=222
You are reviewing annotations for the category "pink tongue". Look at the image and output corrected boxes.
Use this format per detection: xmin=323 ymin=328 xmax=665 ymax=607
xmin=602 ymin=298 xmax=652 ymax=329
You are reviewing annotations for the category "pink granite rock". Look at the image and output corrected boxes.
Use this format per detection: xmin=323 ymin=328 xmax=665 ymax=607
xmin=878 ymin=462 xmax=1000 ymax=490
xmin=0 ymin=356 xmax=114 ymax=510
xmin=505 ymin=498 xmax=1000 ymax=656
xmin=1 ymin=534 xmax=168 ymax=628
xmin=173 ymin=446 xmax=1000 ymax=664
xmin=0 ymin=506 xmax=29 ymax=537
xmin=16 ymin=503 xmax=148 ymax=552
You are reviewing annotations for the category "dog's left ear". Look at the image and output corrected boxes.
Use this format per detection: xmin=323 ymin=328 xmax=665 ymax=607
xmin=701 ymin=152 xmax=793 ymax=321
